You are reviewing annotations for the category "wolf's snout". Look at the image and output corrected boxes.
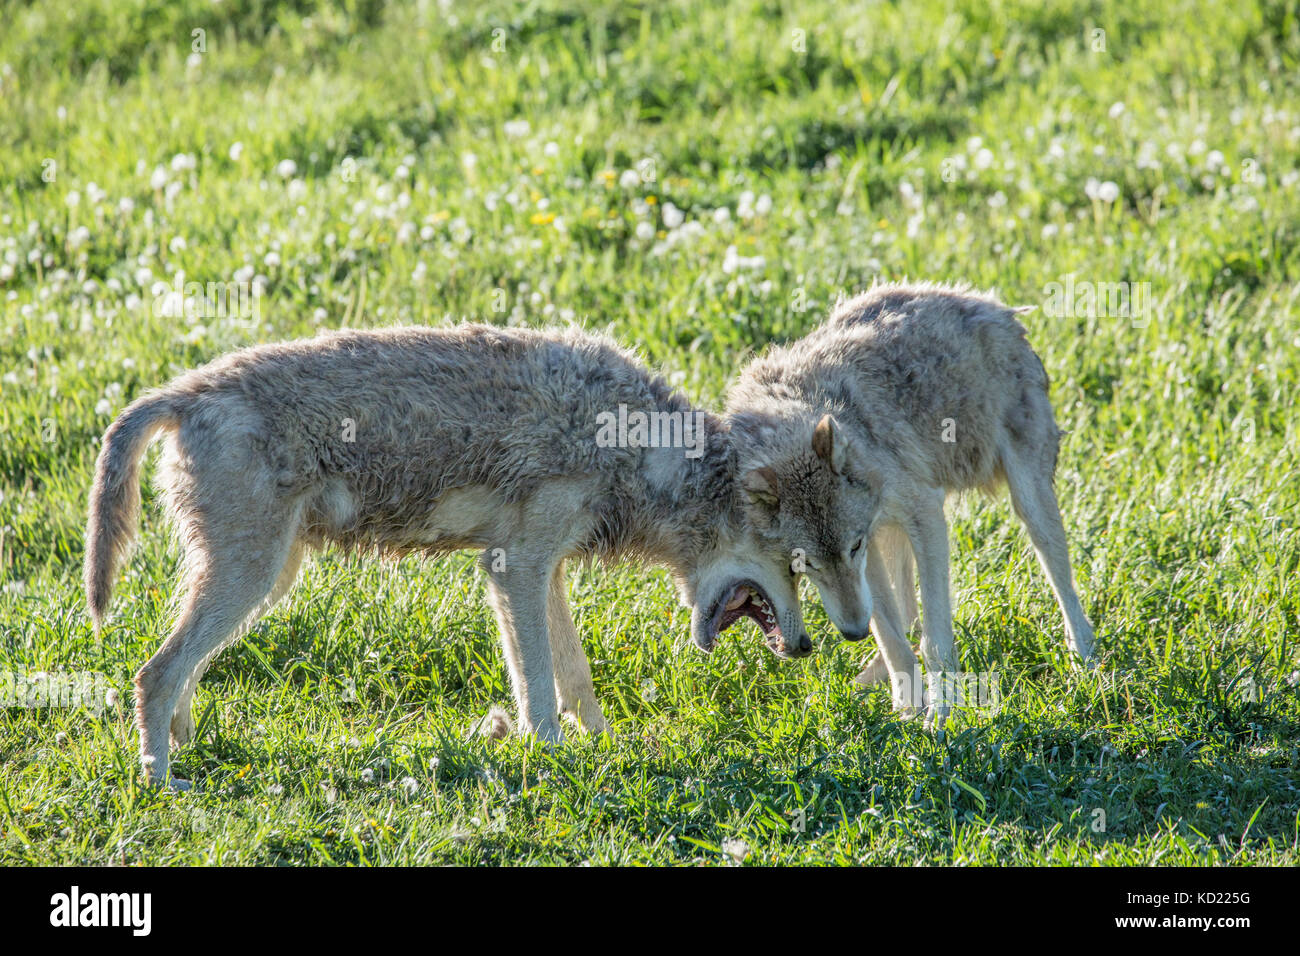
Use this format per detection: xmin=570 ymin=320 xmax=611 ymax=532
xmin=841 ymin=628 xmax=871 ymax=642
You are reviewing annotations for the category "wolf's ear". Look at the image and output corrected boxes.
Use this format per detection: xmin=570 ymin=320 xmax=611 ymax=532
xmin=812 ymin=414 xmax=850 ymax=475
xmin=742 ymin=466 xmax=780 ymax=508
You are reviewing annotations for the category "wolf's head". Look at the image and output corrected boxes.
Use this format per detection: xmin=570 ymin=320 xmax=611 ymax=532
xmin=686 ymin=527 xmax=814 ymax=660
xmin=730 ymin=411 xmax=879 ymax=643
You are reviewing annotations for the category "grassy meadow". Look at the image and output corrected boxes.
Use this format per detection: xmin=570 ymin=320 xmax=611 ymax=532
xmin=1 ymin=0 xmax=1298 ymax=864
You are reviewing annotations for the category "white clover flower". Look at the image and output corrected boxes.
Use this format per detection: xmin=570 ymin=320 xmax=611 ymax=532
xmin=134 ymin=266 xmax=154 ymax=286
xmin=361 ymin=768 xmax=375 ymax=783
xmin=504 ymin=119 xmax=531 ymax=138
xmin=635 ymin=220 xmax=655 ymax=240
xmin=65 ymin=190 xmax=81 ymax=208
xmin=395 ymin=164 xmax=410 ymax=180
xmin=171 ymin=152 xmax=196 ymax=172
xmin=68 ymin=226 xmax=91 ymax=249
xmin=1206 ymin=149 xmax=1225 ymax=171
xmin=713 ymin=206 xmax=731 ymax=224
xmin=275 ymin=159 xmax=298 ymax=179
xmin=169 ymin=235 xmax=187 ymax=253
xmin=263 ymin=251 xmax=280 ymax=268
xmin=722 ymin=838 xmax=749 ymax=863
xmin=661 ymin=202 xmax=685 ymax=229
xmin=150 ymin=167 xmax=168 ymax=190
xmin=118 ymin=197 xmax=135 ymax=215
xmin=1097 ymin=180 xmax=1119 ymax=202
xmin=722 ymin=245 xmax=765 ymax=274
xmin=1108 ymin=102 xmax=1126 ymax=119
xmin=229 ymin=142 xmax=244 ymax=161
xmin=755 ymin=194 xmax=772 ymax=216
xmin=618 ymin=168 xmax=641 ymax=189
xmin=974 ymin=147 xmax=994 ymax=170
xmin=287 ymin=178 xmax=307 ymax=202
xmin=544 ymin=141 xmax=559 ymax=157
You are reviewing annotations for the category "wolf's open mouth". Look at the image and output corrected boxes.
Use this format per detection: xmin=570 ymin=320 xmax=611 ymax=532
xmin=708 ymin=579 xmax=782 ymax=643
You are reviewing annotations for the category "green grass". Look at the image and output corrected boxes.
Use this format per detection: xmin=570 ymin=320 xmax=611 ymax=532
xmin=1 ymin=0 xmax=1298 ymax=865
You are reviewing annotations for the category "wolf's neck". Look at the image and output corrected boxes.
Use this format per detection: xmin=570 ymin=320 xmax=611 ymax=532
xmin=602 ymin=409 xmax=744 ymax=576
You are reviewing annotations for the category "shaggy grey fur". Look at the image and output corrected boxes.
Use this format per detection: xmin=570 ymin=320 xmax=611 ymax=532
xmin=86 ymin=323 xmax=811 ymax=787
xmin=726 ymin=281 xmax=1096 ymax=725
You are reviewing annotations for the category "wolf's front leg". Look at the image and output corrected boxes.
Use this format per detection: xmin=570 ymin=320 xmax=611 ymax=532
xmin=484 ymin=560 xmax=563 ymax=744
xmin=547 ymin=564 xmax=609 ymax=736
xmin=863 ymin=535 xmax=925 ymax=718
xmin=907 ymin=493 xmax=958 ymax=730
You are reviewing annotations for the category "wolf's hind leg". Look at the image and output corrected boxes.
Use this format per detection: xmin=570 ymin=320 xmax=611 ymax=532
xmin=170 ymin=539 xmax=305 ymax=749
xmin=1002 ymin=450 xmax=1096 ymax=664
xmin=137 ymin=517 xmax=300 ymax=788
xmin=887 ymin=531 xmax=919 ymax=638
xmin=546 ymin=563 xmax=608 ymax=736
xmin=483 ymin=556 xmax=563 ymax=744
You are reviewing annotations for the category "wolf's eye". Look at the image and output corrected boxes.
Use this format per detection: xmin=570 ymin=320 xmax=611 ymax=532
xmin=848 ymin=536 xmax=867 ymax=561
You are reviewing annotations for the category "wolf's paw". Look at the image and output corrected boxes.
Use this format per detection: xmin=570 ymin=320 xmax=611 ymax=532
xmin=923 ymin=703 xmax=950 ymax=732
xmin=853 ymin=655 xmax=890 ymax=689
xmin=559 ymin=697 xmax=610 ymax=737
xmin=530 ymin=717 xmax=565 ymax=747
xmin=143 ymin=765 xmax=192 ymax=791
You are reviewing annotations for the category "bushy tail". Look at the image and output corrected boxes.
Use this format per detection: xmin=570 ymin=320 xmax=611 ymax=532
xmin=84 ymin=391 xmax=184 ymax=626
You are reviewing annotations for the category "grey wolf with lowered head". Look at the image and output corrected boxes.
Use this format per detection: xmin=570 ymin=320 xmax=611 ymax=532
xmin=85 ymin=324 xmax=811 ymax=788
xmin=726 ymin=282 xmax=1096 ymax=725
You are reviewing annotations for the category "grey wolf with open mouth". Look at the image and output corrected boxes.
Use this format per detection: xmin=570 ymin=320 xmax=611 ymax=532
xmin=726 ymin=282 xmax=1096 ymax=725
xmin=85 ymin=323 xmax=810 ymax=788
